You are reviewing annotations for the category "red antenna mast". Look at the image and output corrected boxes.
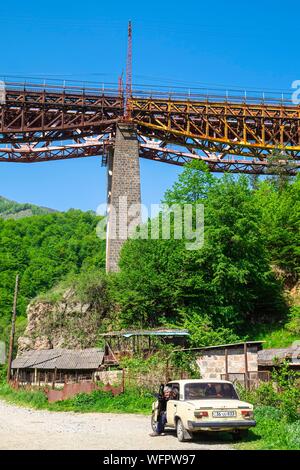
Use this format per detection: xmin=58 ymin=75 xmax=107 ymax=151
xmin=125 ymin=20 xmax=132 ymax=118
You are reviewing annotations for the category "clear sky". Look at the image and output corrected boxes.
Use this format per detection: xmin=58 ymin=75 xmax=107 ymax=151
xmin=0 ymin=0 xmax=299 ymax=211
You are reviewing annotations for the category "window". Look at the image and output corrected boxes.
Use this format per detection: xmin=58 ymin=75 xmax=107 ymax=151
xmin=184 ymin=382 xmax=238 ymax=400
xmin=167 ymin=383 xmax=180 ymax=400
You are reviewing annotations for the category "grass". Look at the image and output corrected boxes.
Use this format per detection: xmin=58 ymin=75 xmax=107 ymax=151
xmin=0 ymin=382 xmax=153 ymax=415
xmin=249 ymin=322 xmax=299 ymax=348
xmin=1 ymin=383 xmax=300 ymax=449
xmin=235 ymin=406 xmax=300 ymax=450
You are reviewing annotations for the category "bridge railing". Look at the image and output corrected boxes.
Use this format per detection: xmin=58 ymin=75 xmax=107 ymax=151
xmin=0 ymin=77 xmax=121 ymax=97
xmin=129 ymin=85 xmax=297 ymax=106
xmin=0 ymin=76 xmax=297 ymax=106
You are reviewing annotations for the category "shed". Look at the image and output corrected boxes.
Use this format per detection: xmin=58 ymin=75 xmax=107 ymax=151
xmin=100 ymin=328 xmax=190 ymax=355
xmin=11 ymin=348 xmax=116 ymax=385
xmin=193 ymin=341 xmax=265 ymax=387
xmin=258 ymin=345 xmax=300 ymax=371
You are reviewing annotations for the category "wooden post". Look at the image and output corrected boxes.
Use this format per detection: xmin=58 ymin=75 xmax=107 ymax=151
xmin=225 ymin=348 xmax=229 ymax=380
xmin=34 ymin=368 xmax=37 ymax=385
xmin=166 ymin=357 xmax=170 ymax=382
xmin=7 ymin=274 xmax=19 ymax=382
xmin=244 ymin=343 xmax=249 ymax=389
xmin=122 ymin=368 xmax=125 ymax=393
xmin=52 ymin=367 xmax=57 ymax=389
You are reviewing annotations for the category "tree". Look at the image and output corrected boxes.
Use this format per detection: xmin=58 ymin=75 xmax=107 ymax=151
xmin=112 ymin=167 xmax=286 ymax=333
xmin=163 ymin=159 xmax=215 ymax=204
xmin=253 ymin=175 xmax=300 ymax=285
xmin=0 ymin=210 xmax=106 ymax=344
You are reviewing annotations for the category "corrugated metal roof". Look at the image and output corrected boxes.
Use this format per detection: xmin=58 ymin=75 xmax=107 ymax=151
xmin=99 ymin=328 xmax=189 ymax=337
xmin=258 ymin=345 xmax=300 ymax=366
xmin=12 ymin=348 xmax=104 ymax=370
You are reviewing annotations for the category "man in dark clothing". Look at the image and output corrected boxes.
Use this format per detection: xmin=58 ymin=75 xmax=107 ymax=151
xmin=150 ymin=385 xmax=172 ymax=437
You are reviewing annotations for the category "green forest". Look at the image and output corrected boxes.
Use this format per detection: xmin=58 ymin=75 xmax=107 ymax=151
xmin=0 ymin=195 xmax=55 ymax=219
xmin=0 ymin=162 xmax=299 ymax=348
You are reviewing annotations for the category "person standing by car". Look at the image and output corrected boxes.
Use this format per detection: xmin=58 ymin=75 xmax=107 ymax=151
xmin=150 ymin=385 xmax=172 ymax=437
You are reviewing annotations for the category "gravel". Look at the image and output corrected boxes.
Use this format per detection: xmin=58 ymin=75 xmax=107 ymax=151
xmin=0 ymin=400 xmax=232 ymax=450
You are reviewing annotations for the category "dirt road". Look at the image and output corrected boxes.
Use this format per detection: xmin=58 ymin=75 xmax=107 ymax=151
xmin=0 ymin=400 xmax=232 ymax=450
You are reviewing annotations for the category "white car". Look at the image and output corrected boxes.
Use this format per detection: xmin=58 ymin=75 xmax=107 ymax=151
xmin=152 ymin=379 xmax=256 ymax=442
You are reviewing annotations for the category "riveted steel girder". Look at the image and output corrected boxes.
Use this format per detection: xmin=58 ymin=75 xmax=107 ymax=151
xmin=0 ymin=82 xmax=300 ymax=174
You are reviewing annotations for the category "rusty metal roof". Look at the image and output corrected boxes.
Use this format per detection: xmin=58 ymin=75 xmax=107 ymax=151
xmin=258 ymin=345 xmax=300 ymax=366
xmin=12 ymin=348 xmax=105 ymax=370
xmin=179 ymin=341 xmax=264 ymax=352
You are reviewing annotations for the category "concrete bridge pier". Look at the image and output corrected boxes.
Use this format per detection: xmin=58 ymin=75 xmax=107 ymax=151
xmin=106 ymin=123 xmax=141 ymax=272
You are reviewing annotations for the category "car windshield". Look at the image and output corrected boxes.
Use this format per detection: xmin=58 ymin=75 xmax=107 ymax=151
xmin=184 ymin=382 xmax=238 ymax=400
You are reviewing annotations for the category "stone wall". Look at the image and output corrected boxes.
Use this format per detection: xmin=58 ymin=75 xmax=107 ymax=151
xmin=196 ymin=346 xmax=258 ymax=379
xmin=94 ymin=370 xmax=123 ymax=385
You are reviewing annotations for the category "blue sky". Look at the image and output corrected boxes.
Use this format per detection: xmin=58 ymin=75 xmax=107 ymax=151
xmin=0 ymin=0 xmax=299 ymax=211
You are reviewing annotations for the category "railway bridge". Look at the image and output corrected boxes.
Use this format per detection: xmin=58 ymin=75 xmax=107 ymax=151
xmin=0 ymin=80 xmax=299 ymax=270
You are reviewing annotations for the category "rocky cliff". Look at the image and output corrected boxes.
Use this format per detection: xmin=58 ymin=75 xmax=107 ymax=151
xmin=18 ymin=288 xmax=104 ymax=353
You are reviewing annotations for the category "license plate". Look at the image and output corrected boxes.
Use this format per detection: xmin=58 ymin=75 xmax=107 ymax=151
xmin=212 ymin=410 xmax=236 ymax=418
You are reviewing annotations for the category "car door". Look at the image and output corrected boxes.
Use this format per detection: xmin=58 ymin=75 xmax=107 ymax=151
xmin=166 ymin=383 xmax=180 ymax=427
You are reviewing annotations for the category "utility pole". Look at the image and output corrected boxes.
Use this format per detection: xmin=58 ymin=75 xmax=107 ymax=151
xmin=7 ymin=274 xmax=19 ymax=382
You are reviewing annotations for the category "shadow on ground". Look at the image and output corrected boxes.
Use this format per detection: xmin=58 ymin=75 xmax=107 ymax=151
xmin=161 ymin=428 xmax=260 ymax=446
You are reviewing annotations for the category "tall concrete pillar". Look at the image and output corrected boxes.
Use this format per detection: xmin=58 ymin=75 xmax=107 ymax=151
xmin=106 ymin=123 xmax=141 ymax=272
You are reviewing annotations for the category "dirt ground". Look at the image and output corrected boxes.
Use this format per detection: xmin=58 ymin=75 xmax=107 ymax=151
xmin=0 ymin=400 xmax=232 ymax=450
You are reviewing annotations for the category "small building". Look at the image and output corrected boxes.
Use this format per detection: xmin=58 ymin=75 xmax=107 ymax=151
xmin=11 ymin=347 xmax=118 ymax=385
xmin=100 ymin=328 xmax=190 ymax=357
xmin=258 ymin=345 xmax=300 ymax=372
xmin=194 ymin=341 xmax=265 ymax=387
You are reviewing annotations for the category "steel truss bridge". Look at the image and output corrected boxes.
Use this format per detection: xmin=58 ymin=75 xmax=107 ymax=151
xmin=0 ymin=81 xmax=300 ymax=175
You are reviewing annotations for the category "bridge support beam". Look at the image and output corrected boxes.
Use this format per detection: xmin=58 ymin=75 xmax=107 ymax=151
xmin=106 ymin=123 xmax=141 ymax=272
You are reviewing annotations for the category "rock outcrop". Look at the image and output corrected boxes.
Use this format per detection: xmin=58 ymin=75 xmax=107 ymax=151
xmin=18 ymin=288 xmax=102 ymax=353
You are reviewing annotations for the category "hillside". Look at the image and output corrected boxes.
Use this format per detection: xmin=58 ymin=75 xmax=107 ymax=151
xmin=0 ymin=168 xmax=299 ymax=353
xmin=0 ymin=209 xmax=106 ymax=346
xmin=0 ymin=196 xmax=56 ymax=220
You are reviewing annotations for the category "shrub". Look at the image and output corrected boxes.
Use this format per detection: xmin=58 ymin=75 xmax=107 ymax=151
xmin=286 ymin=421 xmax=300 ymax=449
xmin=254 ymin=405 xmax=284 ymax=421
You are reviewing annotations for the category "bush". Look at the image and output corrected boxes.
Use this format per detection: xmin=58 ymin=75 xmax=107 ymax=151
xmin=286 ymin=306 xmax=300 ymax=335
xmin=253 ymin=406 xmax=289 ymax=449
xmin=0 ymin=382 xmax=153 ymax=415
xmin=0 ymin=365 xmax=7 ymax=383
xmin=50 ymin=387 xmax=153 ymax=414
xmin=286 ymin=421 xmax=300 ymax=449
xmin=253 ymin=382 xmax=280 ymax=407
xmin=254 ymin=405 xmax=284 ymax=421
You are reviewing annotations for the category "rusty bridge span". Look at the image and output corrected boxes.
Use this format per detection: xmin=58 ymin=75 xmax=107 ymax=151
xmin=0 ymin=80 xmax=299 ymax=271
xmin=1 ymin=81 xmax=300 ymax=173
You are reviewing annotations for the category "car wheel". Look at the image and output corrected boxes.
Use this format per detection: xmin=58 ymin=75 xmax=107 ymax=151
xmin=176 ymin=418 xmax=189 ymax=442
xmin=151 ymin=412 xmax=158 ymax=433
